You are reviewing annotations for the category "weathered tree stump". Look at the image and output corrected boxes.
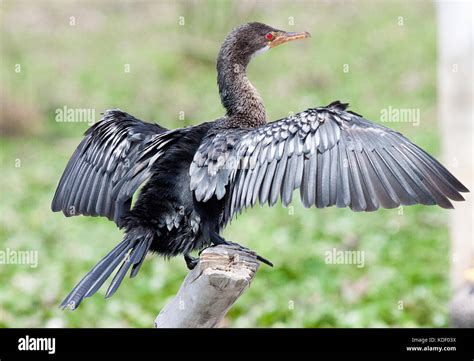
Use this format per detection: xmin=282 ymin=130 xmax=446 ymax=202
xmin=155 ymin=245 xmax=260 ymax=328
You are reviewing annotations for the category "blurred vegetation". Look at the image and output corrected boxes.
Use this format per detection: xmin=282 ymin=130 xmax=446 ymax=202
xmin=0 ymin=0 xmax=450 ymax=327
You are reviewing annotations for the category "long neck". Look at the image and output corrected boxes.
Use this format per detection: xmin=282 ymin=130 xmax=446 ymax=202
xmin=217 ymin=46 xmax=266 ymax=127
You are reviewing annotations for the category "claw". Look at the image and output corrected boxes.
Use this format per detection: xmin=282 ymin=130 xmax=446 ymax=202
xmin=184 ymin=254 xmax=199 ymax=270
xmin=210 ymin=234 xmax=274 ymax=267
xmin=256 ymin=254 xmax=273 ymax=267
xmin=198 ymin=245 xmax=212 ymax=256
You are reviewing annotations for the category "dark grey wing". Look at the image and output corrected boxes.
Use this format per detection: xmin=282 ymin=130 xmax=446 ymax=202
xmin=190 ymin=101 xmax=468 ymax=226
xmin=190 ymin=127 xmax=248 ymax=202
xmin=52 ymin=109 xmax=176 ymax=226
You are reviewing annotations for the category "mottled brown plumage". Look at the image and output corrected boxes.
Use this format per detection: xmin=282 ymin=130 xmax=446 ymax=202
xmin=217 ymin=23 xmax=279 ymax=127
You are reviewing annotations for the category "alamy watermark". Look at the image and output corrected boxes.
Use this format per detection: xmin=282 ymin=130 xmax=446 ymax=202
xmin=55 ymin=106 xmax=95 ymax=126
xmin=18 ymin=335 xmax=55 ymax=354
xmin=380 ymin=106 xmax=420 ymax=126
xmin=325 ymin=248 xmax=365 ymax=268
xmin=0 ymin=248 xmax=38 ymax=268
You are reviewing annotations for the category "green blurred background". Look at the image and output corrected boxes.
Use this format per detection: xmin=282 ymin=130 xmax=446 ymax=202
xmin=0 ymin=0 xmax=452 ymax=327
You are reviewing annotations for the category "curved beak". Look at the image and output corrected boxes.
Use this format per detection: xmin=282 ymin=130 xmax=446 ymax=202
xmin=269 ymin=31 xmax=311 ymax=48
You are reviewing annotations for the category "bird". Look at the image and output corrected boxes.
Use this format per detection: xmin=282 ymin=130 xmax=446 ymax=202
xmin=52 ymin=22 xmax=469 ymax=310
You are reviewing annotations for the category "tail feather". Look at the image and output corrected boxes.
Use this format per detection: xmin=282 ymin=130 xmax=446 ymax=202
xmin=130 ymin=236 xmax=153 ymax=278
xmin=59 ymin=239 xmax=131 ymax=309
xmin=105 ymin=234 xmax=152 ymax=298
xmin=60 ymin=234 xmax=151 ymax=310
xmin=83 ymin=243 xmax=135 ymax=298
xmin=104 ymin=251 xmax=136 ymax=299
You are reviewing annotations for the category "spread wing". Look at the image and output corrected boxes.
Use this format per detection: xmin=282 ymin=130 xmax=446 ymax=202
xmin=190 ymin=101 xmax=468 ymax=226
xmin=52 ymin=109 xmax=179 ymax=226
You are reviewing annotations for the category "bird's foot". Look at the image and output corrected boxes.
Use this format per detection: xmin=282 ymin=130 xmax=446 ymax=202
xmin=197 ymin=245 xmax=212 ymax=257
xmin=209 ymin=234 xmax=274 ymax=267
xmin=184 ymin=254 xmax=199 ymax=270
xmin=227 ymin=242 xmax=274 ymax=267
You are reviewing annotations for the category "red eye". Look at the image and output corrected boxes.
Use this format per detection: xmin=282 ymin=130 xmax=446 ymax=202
xmin=265 ymin=33 xmax=274 ymax=41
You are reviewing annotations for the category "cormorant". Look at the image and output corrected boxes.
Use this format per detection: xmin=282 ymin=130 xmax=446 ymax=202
xmin=52 ymin=22 xmax=469 ymax=310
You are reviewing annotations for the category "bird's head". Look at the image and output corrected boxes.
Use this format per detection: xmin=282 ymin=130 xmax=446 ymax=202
xmin=219 ymin=22 xmax=311 ymax=66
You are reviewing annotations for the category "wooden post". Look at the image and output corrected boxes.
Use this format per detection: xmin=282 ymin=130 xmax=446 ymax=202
xmin=436 ymin=1 xmax=474 ymax=327
xmin=155 ymin=245 xmax=260 ymax=328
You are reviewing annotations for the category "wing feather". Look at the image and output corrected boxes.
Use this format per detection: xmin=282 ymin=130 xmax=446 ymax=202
xmin=188 ymin=102 xmax=468 ymax=226
xmin=52 ymin=110 xmax=171 ymax=226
